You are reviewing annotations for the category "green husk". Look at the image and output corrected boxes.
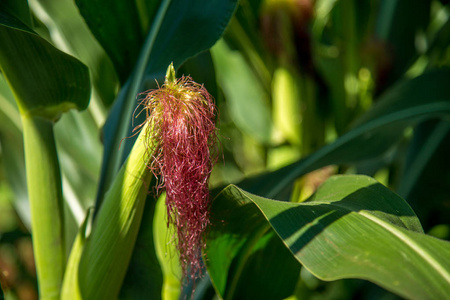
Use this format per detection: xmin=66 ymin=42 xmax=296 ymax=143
xmin=62 ymin=123 xmax=154 ymax=299
xmin=153 ymin=193 xmax=182 ymax=300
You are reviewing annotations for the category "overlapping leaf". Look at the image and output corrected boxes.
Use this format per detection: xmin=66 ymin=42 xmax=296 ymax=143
xmin=207 ymin=175 xmax=450 ymax=299
xmin=238 ymin=69 xmax=450 ymax=200
xmin=0 ymin=3 xmax=90 ymax=120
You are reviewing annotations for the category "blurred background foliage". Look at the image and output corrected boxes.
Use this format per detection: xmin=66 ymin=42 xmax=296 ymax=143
xmin=0 ymin=0 xmax=450 ymax=299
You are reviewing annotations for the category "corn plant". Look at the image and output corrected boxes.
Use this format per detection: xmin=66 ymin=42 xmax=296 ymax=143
xmin=0 ymin=0 xmax=450 ymax=300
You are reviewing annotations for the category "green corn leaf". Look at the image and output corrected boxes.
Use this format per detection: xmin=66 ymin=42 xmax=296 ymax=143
xmin=0 ymin=4 xmax=90 ymax=120
xmin=30 ymin=0 xmax=119 ymax=108
xmin=376 ymin=0 xmax=431 ymax=84
xmin=212 ymin=39 xmax=273 ymax=144
xmin=238 ymin=69 xmax=450 ymax=200
xmin=0 ymin=76 xmax=30 ymax=229
xmin=206 ymin=175 xmax=450 ymax=299
xmin=74 ymin=0 xmax=156 ymax=84
xmin=59 ymin=208 xmax=91 ymax=299
xmin=0 ymin=4 xmax=90 ymax=299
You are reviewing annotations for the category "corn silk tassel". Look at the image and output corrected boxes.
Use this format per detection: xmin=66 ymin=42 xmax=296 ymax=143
xmin=136 ymin=63 xmax=218 ymax=281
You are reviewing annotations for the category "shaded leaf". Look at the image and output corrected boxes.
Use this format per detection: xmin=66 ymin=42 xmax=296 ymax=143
xmin=206 ymin=188 xmax=300 ymax=300
xmin=32 ymin=0 xmax=119 ymax=108
xmin=74 ymin=0 xmax=150 ymax=83
xmin=2 ymin=0 xmax=31 ymax=27
xmin=0 ymin=76 xmax=30 ymax=229
xmin=0 ymin=4 xmax=90 ymax=120
xmin=178 ymin=50 xmax=218 ymax=102
xmin=237 ymin=69 xmax=450 ymax=200
xmin=376 ymin=0 xmax=431 ymax=84
xmin=399 ymin=119 xmax=450 ymax=230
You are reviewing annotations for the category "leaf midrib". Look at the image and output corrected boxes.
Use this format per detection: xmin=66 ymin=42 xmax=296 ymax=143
xmin=358 ymin=210 xmax=450 ymax=284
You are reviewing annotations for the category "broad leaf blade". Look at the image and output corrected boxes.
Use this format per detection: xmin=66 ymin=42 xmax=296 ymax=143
xmin=143 ymin=0 xmax=238 ymax=79
xmin=74 ymin=0 xmax=150 ymax=83
xmin=2 ymin=0 xmax=31 ymax=27
xmin=0 ymin=5 xmax=90 ymax=119
xmin=306 ymin=175 xmax=423 ymax=232
xmin=207 ymin=176 xmax=450 ymax=299
xmin=31 ymin=0 xmax=119 ymax=108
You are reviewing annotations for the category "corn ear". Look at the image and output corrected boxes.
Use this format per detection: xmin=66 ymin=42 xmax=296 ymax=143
xmin=272 ymin=66 xmax=302 ymax=146
xmin=60 ymin=209 xmax=90 ymax=299
xmin=62 ymin=123 xmax=154 ymax=299
xmin=153 ymin=193 xmax=182 ymax=300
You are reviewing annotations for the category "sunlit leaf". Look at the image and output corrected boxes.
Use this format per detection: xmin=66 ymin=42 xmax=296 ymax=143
xmin=207 ymin=175 xmax=450 ymax=299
